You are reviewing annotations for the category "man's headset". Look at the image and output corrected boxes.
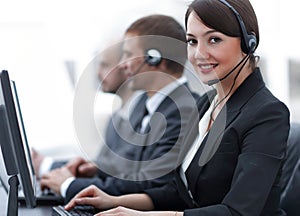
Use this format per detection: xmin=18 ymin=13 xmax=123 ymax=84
xmin=132 ymin=48 xmax=162 ymax=74
xmin=218 ymin=0 xmax=257 ymax=54
xmin=144 ymin=48 xmax=162 ymax=66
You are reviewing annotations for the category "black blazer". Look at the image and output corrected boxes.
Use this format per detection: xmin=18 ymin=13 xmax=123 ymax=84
xmin=65 ymin=83 xmax=199 ymax=202
xmin=280 ymin=123 xmax=300 ymax=215
xmin=146 ymin=68 xmax=290 ymax=215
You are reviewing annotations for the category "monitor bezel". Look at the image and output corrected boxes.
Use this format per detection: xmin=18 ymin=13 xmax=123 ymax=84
xmin=0 ymin=104 xmax=19 ymax=177
xmin=0 ymin=70 xmax=36 ymax=208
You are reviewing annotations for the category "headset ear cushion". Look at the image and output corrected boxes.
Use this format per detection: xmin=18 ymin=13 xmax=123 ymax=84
xmin=248 ymin=34 xmax=257 ymax=53
xmin=145 ymin=49 xmax=162 ymax=66
xmin=242 ymin=34 xmax=257 ymax=54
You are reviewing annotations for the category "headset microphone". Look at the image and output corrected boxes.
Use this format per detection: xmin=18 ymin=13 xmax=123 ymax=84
xmin=207 ymin=67 xmax=236 ymax=86
xmin=132 ymin=61 xmax=147 ymax=75
xmin=207 ymin=78 xmax=223 ymax=87
xmin=207 ymin=54 xmax=249 ymax=86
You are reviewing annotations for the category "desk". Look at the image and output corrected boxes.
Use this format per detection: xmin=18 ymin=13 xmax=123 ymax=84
xmin=0 ymin=185 xmax=52 ymax=216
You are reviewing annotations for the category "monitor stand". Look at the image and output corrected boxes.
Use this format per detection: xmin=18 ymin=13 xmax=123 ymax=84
xmin=7 ymin=175 xmax=19 ymax=216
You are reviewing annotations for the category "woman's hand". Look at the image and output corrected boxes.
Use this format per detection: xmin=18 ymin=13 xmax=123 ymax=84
xmin=96 ymin=206 xmax=148 ymax=216
xmin=96 ymin=206 xmax=182 ymax=216
xmin=64 ymin=185 xmax=117 ymax=210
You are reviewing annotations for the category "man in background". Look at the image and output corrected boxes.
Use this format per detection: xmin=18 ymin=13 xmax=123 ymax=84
xmin=33 ymin=14 xmax=199 ymax=202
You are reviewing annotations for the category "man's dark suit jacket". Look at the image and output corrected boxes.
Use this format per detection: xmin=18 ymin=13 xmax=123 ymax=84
xmin=146 ymin=68 xmax=290 ymax=215
xmin=59 ymin=83 xmax=199 ymax=202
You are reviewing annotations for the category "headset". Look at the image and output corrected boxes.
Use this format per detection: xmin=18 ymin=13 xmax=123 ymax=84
xmin=131 ymin=48 xmax=162 ymax=75
xmin=144 ymin=48 xmax=162 ymax=66
xmin=218 ymin=0 xmax=257 ymax=54
xmin=207 ymin=0 xmax=257 ymax=86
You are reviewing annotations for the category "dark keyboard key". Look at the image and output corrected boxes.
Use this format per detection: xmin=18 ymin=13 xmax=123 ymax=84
xmin=52 ymin=205 xmax=99 ymax=216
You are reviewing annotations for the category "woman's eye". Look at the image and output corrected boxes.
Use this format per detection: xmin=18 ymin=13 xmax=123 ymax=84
xmin=186 ymin=38 xmax=197 ymax=45
xmin=210 ymin=37 xmax=222 ymax=44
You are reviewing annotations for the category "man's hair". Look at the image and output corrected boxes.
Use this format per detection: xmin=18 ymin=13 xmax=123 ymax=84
xmin=125 ymin=14 xmax=187 ymax=73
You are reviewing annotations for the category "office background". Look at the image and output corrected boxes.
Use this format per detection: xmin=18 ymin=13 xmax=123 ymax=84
xmin=0 ymin=0 xmax=299 ymax=159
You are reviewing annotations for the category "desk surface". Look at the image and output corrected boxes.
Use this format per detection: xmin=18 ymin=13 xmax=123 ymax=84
xmin=0 ymin=184 xmax=52 ymax=216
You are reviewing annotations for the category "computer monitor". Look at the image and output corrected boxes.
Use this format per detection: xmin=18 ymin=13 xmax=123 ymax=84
xmin=0 ymin=102 xmax=21 ymax=215
xmin=0 ymin=70 xmax=36 ymax=208
xmin=0 ymin=104 xmax=18 ymax=177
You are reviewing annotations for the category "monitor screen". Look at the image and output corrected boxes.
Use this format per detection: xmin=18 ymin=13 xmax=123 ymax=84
xmin=0 ymin=70 xmax=36 ymax=208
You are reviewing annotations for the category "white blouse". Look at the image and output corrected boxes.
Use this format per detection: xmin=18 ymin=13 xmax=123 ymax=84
xmin=179 ymin=96 xmax=217 ymax=190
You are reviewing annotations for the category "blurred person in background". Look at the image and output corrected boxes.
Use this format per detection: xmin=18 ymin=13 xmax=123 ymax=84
xmin=34 ymin=14 xmax=199 ymax=203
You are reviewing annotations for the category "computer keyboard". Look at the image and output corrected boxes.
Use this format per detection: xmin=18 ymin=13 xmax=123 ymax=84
xmin=52 ymin=205 xmax=99 ymax=216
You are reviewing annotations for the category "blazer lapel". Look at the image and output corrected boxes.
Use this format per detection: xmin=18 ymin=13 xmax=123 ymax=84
xmin=197 ymin=68 xmax=265 ymax=167
xmin=184 ymin=68 xmax=266 ymax=196
xmin=173 ymin=92 xmax=212 ymax=207
xmin=129 ymin=93 xmax=148 ymax=130
xmin=197 ymin=107 xmax=240 ymax=166
xmin=176 ymin=91 xmax=213 ymax=167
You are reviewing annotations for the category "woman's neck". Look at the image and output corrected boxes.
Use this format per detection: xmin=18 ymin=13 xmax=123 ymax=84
xmin=215 ymin=63 xmax=253 ymax=102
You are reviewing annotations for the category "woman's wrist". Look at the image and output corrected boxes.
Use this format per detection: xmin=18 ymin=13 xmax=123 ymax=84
xmin=111 ymin=195 xmax=122 ymax=208
xmin=144 ymin=211 xmax=184 ymax=216
xmin=175 ymin=211 xmax=183 ymax=216
xmin=114 ymin=193 xmax=154 ymax=210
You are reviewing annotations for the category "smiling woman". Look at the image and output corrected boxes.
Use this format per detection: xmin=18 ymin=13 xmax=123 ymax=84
xmin=0 ymin=0 xmax=297 ymax=157
xmin=63 ymin=0 xmax=290 ymax=215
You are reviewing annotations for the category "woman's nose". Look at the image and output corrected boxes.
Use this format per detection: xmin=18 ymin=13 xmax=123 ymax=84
xmin=194 ymin=43 xmax=209 ymax=60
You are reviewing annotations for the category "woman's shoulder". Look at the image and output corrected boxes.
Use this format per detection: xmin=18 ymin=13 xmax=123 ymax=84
xmin=247 ymin=85 xmax=289 ymax=116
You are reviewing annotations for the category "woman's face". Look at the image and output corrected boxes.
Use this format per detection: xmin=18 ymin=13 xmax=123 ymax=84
xmin=186 ymin=11 xmax=244 ymax=85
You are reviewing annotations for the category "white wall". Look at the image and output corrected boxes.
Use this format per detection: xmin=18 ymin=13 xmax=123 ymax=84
xmin=0 ymin=0 xmax=298 ymax=157
xmin=0 ymin=0 xmax=188 ymax=158
xmin=251 ymin=0 xmax=300 ymax=121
